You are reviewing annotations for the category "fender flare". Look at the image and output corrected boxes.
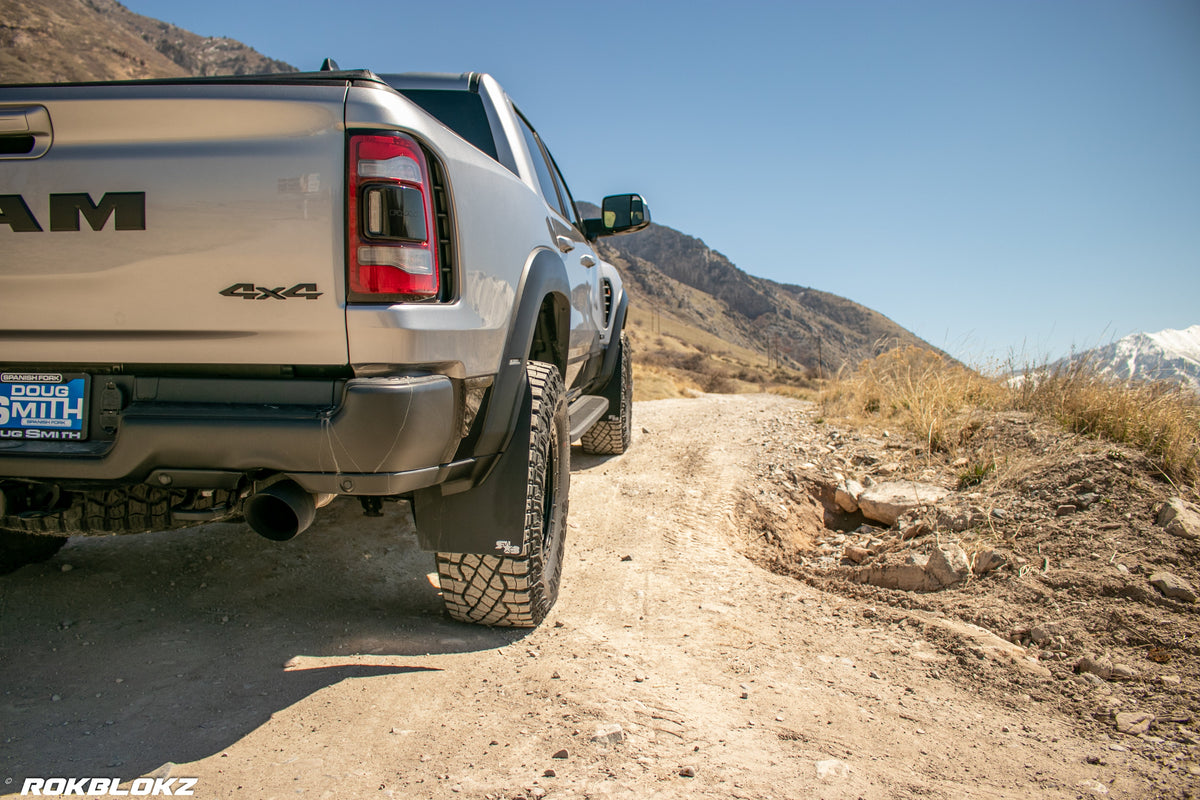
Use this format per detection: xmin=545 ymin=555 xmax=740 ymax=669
xmin=472 ymin=248 xmax=570 ymax=461
xmin=412 ymin=248 xmax=569 ymax=554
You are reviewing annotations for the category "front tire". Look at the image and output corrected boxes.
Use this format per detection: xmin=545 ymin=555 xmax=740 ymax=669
xmin=436 ymin=360 xmax=569 ymax=627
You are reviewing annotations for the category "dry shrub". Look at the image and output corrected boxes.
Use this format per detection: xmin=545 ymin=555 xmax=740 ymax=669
xmin=632 ymin=363 xmax=699 ymax=401
xmin=767 ymin=384 xmax=818 ymax=401
xmin=1015 ymin=361 xmax=1200 ymax=488
xmin=821 ymin=346 xmax=1003 ymax=452
xmin=703 ymin=373 xmax=737 ymax=394
xmin=636 ymin=348 xmax=746 ymax=396
xmin=637 ymin=348 xmax=713 ymax=375
xmin=632 ymin=328 xmax=816 ymax=400
xmin=821 ymin=346 xmax=1200 ymax=490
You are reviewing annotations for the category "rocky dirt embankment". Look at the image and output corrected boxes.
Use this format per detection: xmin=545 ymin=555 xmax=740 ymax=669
xmin=742 ymin=405 xmax=1200 ymax=793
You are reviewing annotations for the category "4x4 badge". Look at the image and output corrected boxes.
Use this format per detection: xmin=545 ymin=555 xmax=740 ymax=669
xmin=219 ymin=283 xmax=323 ymax=301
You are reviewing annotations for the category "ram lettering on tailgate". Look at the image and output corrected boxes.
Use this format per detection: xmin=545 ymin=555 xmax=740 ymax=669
xmin=0 ymin=192 xmax=145 ymax=232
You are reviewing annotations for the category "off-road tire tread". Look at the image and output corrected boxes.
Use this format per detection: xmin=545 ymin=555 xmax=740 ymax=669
xmin=0 ymin=486 xmax=238 ymax=536
xmin=436 ymin=361 xmax=568 ymax=627
xmin=581 ymin=332 xmax=632 ymax=455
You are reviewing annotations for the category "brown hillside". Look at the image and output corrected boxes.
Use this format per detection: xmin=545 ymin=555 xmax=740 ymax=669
xmin=584 ymin=202 xmax=945 ymax=376
xmin=0 ymin=0 xmax=294 ymax=84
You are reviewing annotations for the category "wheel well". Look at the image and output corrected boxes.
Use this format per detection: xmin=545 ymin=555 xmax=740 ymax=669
xmin=528 ymin=293 xmax=569 ymax=376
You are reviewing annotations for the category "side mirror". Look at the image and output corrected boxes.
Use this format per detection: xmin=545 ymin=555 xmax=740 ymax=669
xmin=584 ymin=194 xmax=651 ymax=239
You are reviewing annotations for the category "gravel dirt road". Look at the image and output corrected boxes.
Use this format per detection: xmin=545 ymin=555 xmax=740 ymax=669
xmin=0 ymin=394 xmax=1172 ymax=798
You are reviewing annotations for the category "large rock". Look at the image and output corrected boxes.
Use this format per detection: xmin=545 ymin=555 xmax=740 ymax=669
xmin=1158 ymin=497 xmax=1200 ymax=540
xmin=1115 ymin=712 xmax=1154 ymax=736
xmin=835 ymin=480 xmax=864 ymax=513
xmin=920 ymin=613 xmax=1052 ymax=678
xmin=925 ymin=545 xmax=970 ymax=588
xmin=857 ymin=481 xmax=950 ymax=526
xmin=853 ymin=545 xmax=969 ymax=592
xmin=1150 ymin=572 xmax=1198 ymax=604
xmin=855 ymin=553 xmax=931 ymax=592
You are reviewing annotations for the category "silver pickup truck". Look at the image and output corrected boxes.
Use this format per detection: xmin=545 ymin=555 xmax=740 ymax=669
xmin=0 ymin=68 xmax=649 ymax=626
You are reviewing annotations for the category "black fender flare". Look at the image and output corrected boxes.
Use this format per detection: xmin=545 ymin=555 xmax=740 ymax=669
xmin=473 ymin=248 xmax=570 ymax=461
xmin=411 ymin=248 xmax=570 ymax=554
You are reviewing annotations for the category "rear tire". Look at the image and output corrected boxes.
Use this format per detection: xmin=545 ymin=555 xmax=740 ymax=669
xmin=0 ymin=485 xmax=237 ymax=535
xmin=436 ymin=360 xmax=569 ymax=627
xmin=581 ymin=332 xmax=632 ymax=455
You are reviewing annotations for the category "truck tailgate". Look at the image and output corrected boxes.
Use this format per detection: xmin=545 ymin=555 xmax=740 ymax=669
xmin=0 ymin=82 xmax=349 ymax=366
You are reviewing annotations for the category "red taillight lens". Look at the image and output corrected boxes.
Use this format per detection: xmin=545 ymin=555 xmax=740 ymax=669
xmin=348 ymin=133 xmax=439 ymax=299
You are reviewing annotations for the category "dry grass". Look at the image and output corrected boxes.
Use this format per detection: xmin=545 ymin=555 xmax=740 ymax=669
xmin=820 ymin=346 xmax=1004 ymax=452
xmin=633 ymin=363 xmax=701 ymax=401
xmin=1015 ymin=360 xmax=1200 ymax=490
xmin=627 ymin=320 xmax=817 ymax=402
xmin=820 ymin=346 xmax=1200 ymax=491
xmin=625 ymin=303 xmax=769 ymax=369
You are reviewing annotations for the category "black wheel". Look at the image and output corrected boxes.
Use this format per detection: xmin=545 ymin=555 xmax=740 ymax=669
xmin=436 ymin=360 xmax=570 ymax=627
xmin=0 ymin=531 xmax=67 ymax=576
xmin=581 ymin=332 xmax=632 ymax=455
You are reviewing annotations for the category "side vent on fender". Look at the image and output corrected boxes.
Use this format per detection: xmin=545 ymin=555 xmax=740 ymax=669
xmin=601 ymin=279 xmax=613 ymax=327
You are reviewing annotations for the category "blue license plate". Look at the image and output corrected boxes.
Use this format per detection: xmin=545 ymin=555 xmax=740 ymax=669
xmin=0 ymin=372 xmax=90 ymax=441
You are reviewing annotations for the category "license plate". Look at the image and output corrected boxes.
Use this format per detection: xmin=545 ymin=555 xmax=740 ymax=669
xmin=0 ymin=371 xmax=90 ymax=441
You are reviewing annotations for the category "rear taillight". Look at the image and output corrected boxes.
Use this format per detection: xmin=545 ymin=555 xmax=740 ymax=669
xmin=348 ymin=133 xmax=439 ymax=299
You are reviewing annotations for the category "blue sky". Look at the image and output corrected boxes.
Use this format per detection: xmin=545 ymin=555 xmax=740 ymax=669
xmin=121 ymin=0 xmax=1200 ymax=366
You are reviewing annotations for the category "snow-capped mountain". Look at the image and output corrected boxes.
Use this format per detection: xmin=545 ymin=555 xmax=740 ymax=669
xmin=1062 ymin=325 xmax=1200 ymax=392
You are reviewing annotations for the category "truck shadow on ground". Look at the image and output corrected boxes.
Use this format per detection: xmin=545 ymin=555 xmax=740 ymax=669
xmin=0 ymin=498 xmax=530 ymax=781
xmin=569 ymin=445 xmax=623 ymax=473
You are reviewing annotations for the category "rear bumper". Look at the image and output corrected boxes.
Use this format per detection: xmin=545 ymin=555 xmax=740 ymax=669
xmin=0 ymin=375 xmax=459 ymax=494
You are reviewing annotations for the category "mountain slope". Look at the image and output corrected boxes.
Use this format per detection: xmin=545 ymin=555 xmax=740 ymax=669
xmin=0 ymin=0 xmax=294 ymax=84
xmin=585 ymin=204 xmax=946 ymax=375
xmin=1061 ymin=325 xmax=1200 ymax=391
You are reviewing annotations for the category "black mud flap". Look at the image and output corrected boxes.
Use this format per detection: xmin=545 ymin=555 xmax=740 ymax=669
xmin=411 ymin=374 xmax=532 ymax=556
xmin=594 ymin=333 xmax=627 ymax=418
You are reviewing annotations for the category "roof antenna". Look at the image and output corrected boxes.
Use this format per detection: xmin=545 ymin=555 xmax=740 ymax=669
xmin=320 ymin=58 xmax=340 ymax=72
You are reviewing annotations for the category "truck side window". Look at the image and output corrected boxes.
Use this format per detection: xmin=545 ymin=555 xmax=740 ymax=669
xmin=397 ymin=89 xmax=500 ymax=163
xmin=515 ymin=111 xmax=569 ymax=220
xmin=544 ymin=148 xmax=580 ymax=227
